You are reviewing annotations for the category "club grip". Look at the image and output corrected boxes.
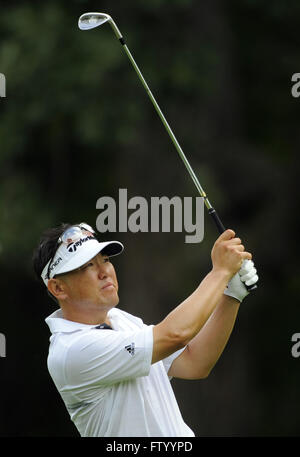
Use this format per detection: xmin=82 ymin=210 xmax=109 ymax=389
xmin=208 ymin=208 xmax=226 ymax=234
xmin=245 ymin=282 xmax=257 ymax=291
xmin=208 ymin=207 xmax=257 ymax=292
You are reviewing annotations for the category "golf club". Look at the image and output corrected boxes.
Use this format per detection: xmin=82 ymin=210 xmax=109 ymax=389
xmin=78 ymin=12 xmax=258 ymax=290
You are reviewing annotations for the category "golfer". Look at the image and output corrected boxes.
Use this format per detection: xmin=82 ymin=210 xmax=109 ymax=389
xmin=33 ymin=222 xmax=258 ymax=437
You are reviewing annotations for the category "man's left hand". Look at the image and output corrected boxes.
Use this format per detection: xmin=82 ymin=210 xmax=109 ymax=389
xmin=224 ymin=260 xmax=259 ymax=303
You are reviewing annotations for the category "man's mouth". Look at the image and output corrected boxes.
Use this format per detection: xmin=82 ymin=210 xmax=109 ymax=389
xmin=101 ymin=282 xmax=114 ymax=290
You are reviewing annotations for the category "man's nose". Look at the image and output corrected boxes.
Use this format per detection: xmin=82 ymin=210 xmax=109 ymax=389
xmin=97 ymin=263 xmax=108 ymax=279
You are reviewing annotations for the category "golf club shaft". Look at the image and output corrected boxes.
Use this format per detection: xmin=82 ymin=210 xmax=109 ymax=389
xmin=110 ymin=27 xmax=225 ymax=234
xmin=108 ymin=19 xmax=256 ymax=290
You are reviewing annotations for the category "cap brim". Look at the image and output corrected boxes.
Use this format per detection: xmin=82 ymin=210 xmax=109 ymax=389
xmin=55 ymin=240 xmax=124 ymax=276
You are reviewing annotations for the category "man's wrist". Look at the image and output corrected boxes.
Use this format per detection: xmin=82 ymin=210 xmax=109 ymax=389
xmin=210 ymin=267 xmax=233 ymax=285
xmin=222 ymin=293 xmax=241 ymax=306
xmin=224 ymin=273 xmax=249 ymax=303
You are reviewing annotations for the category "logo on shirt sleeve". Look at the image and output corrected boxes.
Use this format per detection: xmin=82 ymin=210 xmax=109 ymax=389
xmin=125 ymin=342 xmax=135 ymax=356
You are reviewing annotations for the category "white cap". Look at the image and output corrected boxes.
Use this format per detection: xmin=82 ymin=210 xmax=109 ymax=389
xmin=41 ymin=234 xmax=123 ymax=287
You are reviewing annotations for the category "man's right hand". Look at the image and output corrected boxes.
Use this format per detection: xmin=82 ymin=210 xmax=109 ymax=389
xmin=211 ymin=229 xmax=252 ymax=280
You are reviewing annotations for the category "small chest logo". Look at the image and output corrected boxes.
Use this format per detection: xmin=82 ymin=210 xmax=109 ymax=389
xmin=125 ymin=342 xmax=135 ymax=356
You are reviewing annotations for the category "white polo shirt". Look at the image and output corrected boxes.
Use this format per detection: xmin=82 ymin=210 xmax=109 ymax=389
xmin=45 ymin=307 xmax=195 ymax=437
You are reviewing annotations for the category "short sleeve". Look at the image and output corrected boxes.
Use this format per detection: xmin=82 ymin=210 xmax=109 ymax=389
xmin=65 ymin=326 xmax=153 ymax=387
xmin=162 ymin=347 xmax=186 ymax=376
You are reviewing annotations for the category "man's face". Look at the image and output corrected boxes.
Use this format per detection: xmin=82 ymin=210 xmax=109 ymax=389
xmin=56 ymin=252 xmax=119 ymax=310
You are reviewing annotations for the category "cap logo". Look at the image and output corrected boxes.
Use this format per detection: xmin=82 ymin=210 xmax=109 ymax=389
xmin=67 ymin=235 xmax=95 ymax=253
xmin=49 ymin=257 xmax=63 ymax=271
xmin=44 ymin=256 xmax=63 ymax=280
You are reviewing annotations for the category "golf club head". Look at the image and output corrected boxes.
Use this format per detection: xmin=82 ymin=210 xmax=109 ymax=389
xmin=78 ymin=12 xmax=112 ymax=31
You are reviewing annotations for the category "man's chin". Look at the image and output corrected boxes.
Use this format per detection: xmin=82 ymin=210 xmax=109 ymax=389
xmin=112 ymin=295 xmax=120 ymax=307
xmin=101 ymin=293 xmax=119 ymax=308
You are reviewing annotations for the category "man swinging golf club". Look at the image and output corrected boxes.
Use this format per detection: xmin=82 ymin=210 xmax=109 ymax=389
xmin=33 ymin=221 xmax=258 ymax=437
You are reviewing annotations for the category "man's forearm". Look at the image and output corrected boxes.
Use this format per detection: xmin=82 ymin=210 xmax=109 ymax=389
xmin=152 ymin=229 xmax=251 ymax=364
xmin=159 ymin=269 xmax=231 ymax=346
xmin=186 ymin=294 xmax=240 ymax=377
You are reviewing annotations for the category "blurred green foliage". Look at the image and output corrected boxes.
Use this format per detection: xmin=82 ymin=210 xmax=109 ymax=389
xmin=0 ymin=0 xmax=300 ymax=436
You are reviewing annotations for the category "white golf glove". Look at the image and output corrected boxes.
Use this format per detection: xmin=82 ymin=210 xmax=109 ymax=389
xmin=224 ymin=260 xmax=259 ymax=303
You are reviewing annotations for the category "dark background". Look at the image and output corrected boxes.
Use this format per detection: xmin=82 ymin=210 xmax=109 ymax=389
xmin=0 ymin=0 xmax=299 ymax=437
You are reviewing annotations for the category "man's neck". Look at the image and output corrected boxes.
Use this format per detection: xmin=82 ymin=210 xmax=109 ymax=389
xmin=60 ymin=304 xmax=113 ymax=326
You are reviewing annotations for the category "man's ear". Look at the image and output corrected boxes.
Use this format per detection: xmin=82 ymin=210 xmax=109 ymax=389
xmin=47 ymin=278 xmax=68 ymax=301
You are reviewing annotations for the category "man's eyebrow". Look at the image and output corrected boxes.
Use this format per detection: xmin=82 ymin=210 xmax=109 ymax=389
xmin=79 ymin=253 xmax=110 ymax=268
xmin=99 ymin=252 xmax=109 ymax=258
xmin=78 ymin=258 xmax=96 ymax=270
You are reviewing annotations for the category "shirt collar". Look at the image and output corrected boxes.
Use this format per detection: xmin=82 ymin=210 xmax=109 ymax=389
xmin=45 ymin=308 xmax=112 ymax=334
